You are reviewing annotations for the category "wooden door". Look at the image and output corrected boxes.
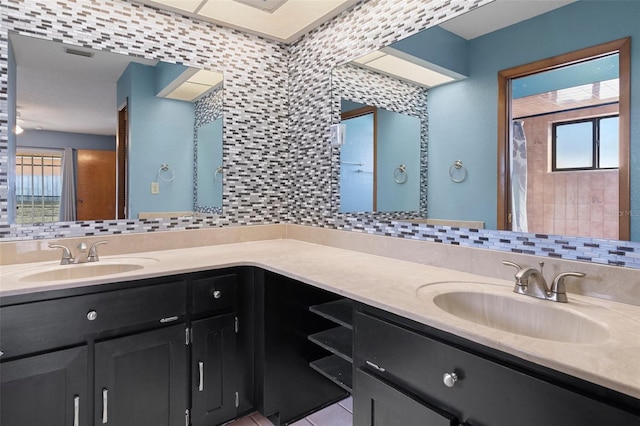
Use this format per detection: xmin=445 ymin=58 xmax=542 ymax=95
xmin=0 ymin=346 xmax=89 ymax=426
xmin=94 ymin=325 xmax=187 ymax=426
xmin=76 ymin=149 xmax=116 ymax=220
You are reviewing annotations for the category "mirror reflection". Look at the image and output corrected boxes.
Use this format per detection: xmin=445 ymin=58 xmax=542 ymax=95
xmin=333 ymin=0 xmax=638 ymax=241
xmin=9 ymin=33 xmax=223 ymax=224
xmin=339 ymin=100 xmax=420 ymax=213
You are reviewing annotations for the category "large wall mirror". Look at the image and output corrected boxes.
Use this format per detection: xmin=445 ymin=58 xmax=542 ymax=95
xmin=332 ymin=0 xmax=638 ymax=241
xmin=8 ymin=33 xmax=223 ymax=225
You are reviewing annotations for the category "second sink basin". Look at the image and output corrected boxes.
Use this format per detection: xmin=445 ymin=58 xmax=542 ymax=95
xmin=417 ymin=282 xmax=610 ymax=344
xmin=17 ymin=258 xmax=159 ymax=283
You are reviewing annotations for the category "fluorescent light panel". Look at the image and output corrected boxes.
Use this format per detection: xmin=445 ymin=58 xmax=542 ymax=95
xmin=352 ymin=49 xmax=462 ymax=88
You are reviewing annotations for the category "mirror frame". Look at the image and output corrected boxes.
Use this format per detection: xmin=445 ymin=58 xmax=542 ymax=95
xmin=497 ymin=37 xmax=631 ymax=240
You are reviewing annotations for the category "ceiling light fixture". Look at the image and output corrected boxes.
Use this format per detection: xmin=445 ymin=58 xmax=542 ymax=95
xmin=351 ymin=47 xmax=465 ymax=88
xmin=233 ymin=0 xmax=287 ymax=13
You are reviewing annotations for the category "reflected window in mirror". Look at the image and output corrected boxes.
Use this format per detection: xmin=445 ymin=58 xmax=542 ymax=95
xmin=499 ymin=39 xmax=630 ymax=241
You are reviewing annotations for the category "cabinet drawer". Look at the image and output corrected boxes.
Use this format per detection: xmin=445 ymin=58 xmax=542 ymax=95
xmin=0 ymin=281 xmax=186 ymax=359
xmin=355 ymin=311 xmax=639 ymax=426
xmin=191 ymin=274 xmax=237 ymax=315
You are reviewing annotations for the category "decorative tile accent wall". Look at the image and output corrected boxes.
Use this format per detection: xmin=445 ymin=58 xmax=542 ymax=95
xmin=0 ymin=0 xmax=289 ymax=239
xmin=1 ymin=0 xmax=639 ymax=270
xmin=331 ymin=63 xmax=428 ymax=218
xmin=287 ymin=0 xmax=640 ymax=269
xmin=194 ymin=86 xmax=224 ymax=214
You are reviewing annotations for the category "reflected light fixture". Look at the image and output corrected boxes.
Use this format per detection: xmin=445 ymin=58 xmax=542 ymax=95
xmin=352 ymin=47 xmax=465 ymax=88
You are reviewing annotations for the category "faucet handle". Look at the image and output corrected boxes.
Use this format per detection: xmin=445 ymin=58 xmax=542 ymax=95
xmin=87 ymin=240 xmax=108 ymax=262
xmin=550 ymin=272 xmax=586 ymax=303
xmin=501 ymin=260 xmax=523 ymax=272
xmin=48 ymin=243 xmax=74 ymax=265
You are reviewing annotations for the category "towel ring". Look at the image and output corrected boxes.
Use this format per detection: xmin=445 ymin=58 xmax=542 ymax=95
xmin=158 ymin=163 xmax=175 ymax=182
xmin=394 ymin=164 xmax=408 ymax=184
xmin=214 ymin=166 xmax=223 ymax=180
xmin=449 ymin=160 xmax=466 ymax=183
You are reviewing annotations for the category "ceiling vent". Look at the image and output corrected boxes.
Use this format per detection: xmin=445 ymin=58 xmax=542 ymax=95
xmin=64 ymin=47 xmax=94 ymax=58
xmin=232 ymin=0 xmax=287 ymax=13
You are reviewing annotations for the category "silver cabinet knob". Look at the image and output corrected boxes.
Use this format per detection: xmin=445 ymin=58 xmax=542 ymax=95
xmin=212 ymin=290 xmax=222 ymax=299
xmin=443 ymin=372 xmax=458 ymax=387
xmin=87 ymin=310 xmax=98 ymax=321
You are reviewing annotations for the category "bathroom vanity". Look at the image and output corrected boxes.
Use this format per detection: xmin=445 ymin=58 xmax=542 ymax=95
xmin=1 ymin=239 xmax=639 ymax=425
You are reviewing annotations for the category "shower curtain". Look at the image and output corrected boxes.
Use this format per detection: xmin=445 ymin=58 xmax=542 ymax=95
xmin=511 ymin=120 xmax=528 ymax=232
xmin=59 ymin=147 xmax=77 ymax=221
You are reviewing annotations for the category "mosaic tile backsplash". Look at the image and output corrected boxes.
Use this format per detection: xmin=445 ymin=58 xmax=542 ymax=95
xmin=1 ymin=0 xmax=639 ymax=270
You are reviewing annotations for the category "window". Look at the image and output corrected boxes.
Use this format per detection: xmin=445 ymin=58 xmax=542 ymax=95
xmin=16 ymin=151 xmax=63 ymax=224
xmin=552 ymin=115 xmax=618 ymax=171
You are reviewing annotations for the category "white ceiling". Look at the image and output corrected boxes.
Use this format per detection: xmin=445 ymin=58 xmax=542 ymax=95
xmin=441 ymin=0 xmax=576 ymax=40
xmin=11 ymin=34 xmax=156 ymax=136
xmin=136 ymin=0 xmax=361 ymax=44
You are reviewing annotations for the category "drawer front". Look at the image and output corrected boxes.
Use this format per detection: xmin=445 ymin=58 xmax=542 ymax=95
xmin=355 ymin=311 xmax=639 ymax=426
xmin=191 ymin=274 xmax=237 ymax=315
xmin=0 ymin=281 xmax=186 ymax=359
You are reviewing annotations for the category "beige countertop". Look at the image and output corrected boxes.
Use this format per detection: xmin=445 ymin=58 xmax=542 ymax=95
xmin=1 ymin=239 xmax=639 ymax=399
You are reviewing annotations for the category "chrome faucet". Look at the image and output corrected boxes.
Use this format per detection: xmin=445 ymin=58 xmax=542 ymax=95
xmin=502 ymin=260 xmax=585 ymax=303
xmin=49 ymin=240 xmax=108 ymax=264
xmin=48 ymin=243 xmax=75 ymax=265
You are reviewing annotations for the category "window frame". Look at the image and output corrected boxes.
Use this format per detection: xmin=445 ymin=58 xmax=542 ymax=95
xmin=551 ymin=114 xmax=619 ymax=171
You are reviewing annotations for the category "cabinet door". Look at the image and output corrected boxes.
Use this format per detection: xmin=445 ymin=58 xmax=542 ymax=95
xmin=0 ymin=346 xmax=88 ymax=426
xmin=94 ymin=324 xmax=187 ymax=426
xmin=191 ymin=314 xmax=237 ymax=426
xmin=353 ymin=369 xmax=457 ymax=426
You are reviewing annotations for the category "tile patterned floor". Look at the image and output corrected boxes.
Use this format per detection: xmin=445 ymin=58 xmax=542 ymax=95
xmin=225 ymin=397 xmax=352 ymax=426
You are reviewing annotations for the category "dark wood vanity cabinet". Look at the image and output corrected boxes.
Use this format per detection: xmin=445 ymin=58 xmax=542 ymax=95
xmin=94 ymin=324 xmax=188 ymax=426
xmin=0 ymin=268 xmax=252 ymax=426
xmin=0 ymin=346 xmax=89 ymax=426
xmin=353 ymin=305 xmax=640 ymax=426
xmin=254 ymin=271 xmax=349 ymax=425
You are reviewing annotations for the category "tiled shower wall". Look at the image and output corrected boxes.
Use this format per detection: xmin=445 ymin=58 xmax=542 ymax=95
xmin=522 ymin=104 xmax=619 ymax=239
xmin=1 ymin=0 xmax=639 ymax=268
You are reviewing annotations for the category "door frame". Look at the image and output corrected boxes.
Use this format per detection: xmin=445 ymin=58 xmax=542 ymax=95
xmin=497 ymin=38 xmax=631 ymax=240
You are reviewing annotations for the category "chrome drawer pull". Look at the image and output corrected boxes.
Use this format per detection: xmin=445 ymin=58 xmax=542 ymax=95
xmin=160 ymin=316 xmax=179 ymax=323
xmin=366 ymin=360 xmax=386 ymax=372
xmin=102 ymin=388 xmax=108 ymax=423
xmin=443 ymin=372 xmax=458 ymax=388
xmin=87 ymin=310 xmax=98 ymax=321
xmin=212 ymin=290 xmax=222 ymax=299
xmin=74 ymin=395 xmax=80 ymax=426
xmin=198 ymin=361 xmax=204 ymax=391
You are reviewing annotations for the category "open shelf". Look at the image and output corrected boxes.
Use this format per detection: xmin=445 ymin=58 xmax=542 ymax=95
xmin=309 ymin=355 xmax=353 ymax=393
xmin=309 ymin=299 xmax=354 ymax=330
xmin=308 ymin=326 xmax=353 ymax=362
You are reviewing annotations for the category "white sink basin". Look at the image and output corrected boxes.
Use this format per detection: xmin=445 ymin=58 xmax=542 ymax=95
xmin=16 ymin=258 xmax=159 ymax=283
xmin=417 ymin=282 xmax=610 ymax=344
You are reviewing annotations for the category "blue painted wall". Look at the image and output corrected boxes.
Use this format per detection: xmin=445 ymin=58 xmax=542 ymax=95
xmin=377 ymin=109 xmax=421 ymax=212
xmin=117 ymin=63 xmax=194 ymax=218
xmin=427 ymin=0 xmax=640 ymax=239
